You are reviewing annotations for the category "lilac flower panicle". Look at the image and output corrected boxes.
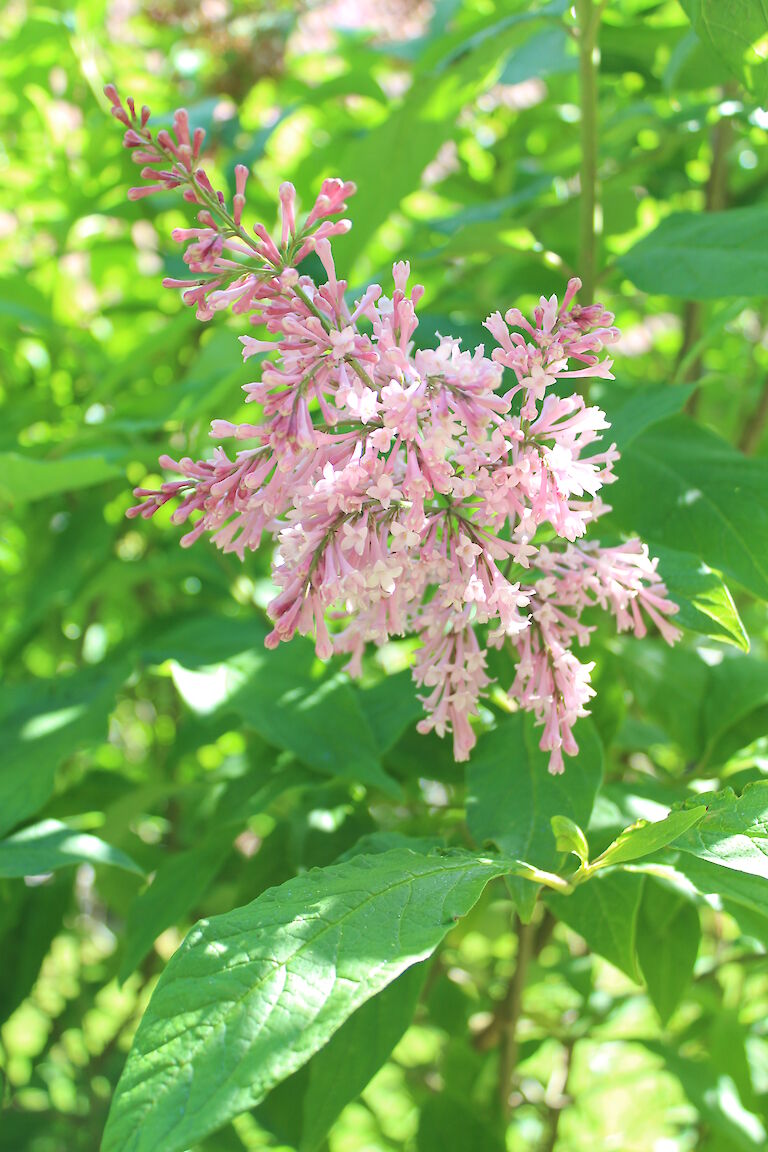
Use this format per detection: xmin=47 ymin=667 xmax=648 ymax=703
xmin=112 ymin=87 xmax=680 ymax=773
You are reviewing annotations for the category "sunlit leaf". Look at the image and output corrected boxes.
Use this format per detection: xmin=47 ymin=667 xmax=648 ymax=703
xmin=102 ymin=849 xmax=517 ymax=1152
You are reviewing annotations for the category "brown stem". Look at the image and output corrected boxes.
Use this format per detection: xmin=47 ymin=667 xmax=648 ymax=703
xmin=498 ymin=917 xmax=535 ymax=1118
xmin=539 ymin=1040 xmax=575 ymax=1152
xmin=738 ymin=373 xmax=768 ymax=455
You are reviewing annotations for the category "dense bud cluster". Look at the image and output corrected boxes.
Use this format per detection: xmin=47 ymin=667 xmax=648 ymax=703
xmin=111 ymin=85 xmax=680 ymax=772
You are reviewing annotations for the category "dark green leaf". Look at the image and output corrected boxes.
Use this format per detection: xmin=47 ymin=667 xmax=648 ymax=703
xmin=636 ymin=878 xmax=700 ymax=1024
xmin=467 ymin=713 xmax=602 ymax=919
xmin=609 ymin=416 xmax=768 ymax=602
xmin=417 ymin=1093 xmax=505 ymax=1152
xmin=299 ymin=965 xmax=424 ymax=1151
xmin=606 ymin=383 xmax=696 ymax=451
xmin=546 ymin=871 xmax=644 ymax=980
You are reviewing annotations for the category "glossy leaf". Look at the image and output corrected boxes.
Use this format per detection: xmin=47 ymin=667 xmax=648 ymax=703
xmin=102 ymin=848 xmax=517 ymax=1152
xmin=591 ymin=806 xmax=706 ymax=870
xmin=0 ymin=819 xmax=142 ymax=878
xmin=653 ymin=545 xmax=749 ymax=652
xmin=674 ymin=782 xmax=768 ymax=880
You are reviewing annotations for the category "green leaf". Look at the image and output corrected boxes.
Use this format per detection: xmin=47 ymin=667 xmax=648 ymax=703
xmin=0 ymin=819 xmax=142 ymax=878
xmin=591 ymin=806 xmax=706 ymax=870
xmin=659 ymin=853 xmax=768 ymax=932
xmin=298 ymin=966 xmax=424 ymax=1152
xmin=0 ymin=659 xmax=130 ymax=836
xmin=701 ymin=658 xmax=768 ymax=765
xmin=498 ymin=23 xmax=576 ymax=84
xmin=355 ymin=670 xmax=424 ymax=754
xmin=605 ymin=384 xmax=696 ymax=451
xmin=636 ymin=878 xmax=700 ymax=1024
xmin=0 ymin=451 xmax=121 ymax=504
xmin=674 ymin=782 xmax=768 ymax=880
xmin=608 ymin=416 xmax=768 ymax=602
xmin=654 ymin=545 xmax=749 ymax=651
xmin=467 ymin=713 xmax=602 ymax=919
xmin=551 ymin=815 xmax=590 ymax=866
xmin=617 ymin=206 xmax=768 ymax=299
xmin=151 ymin=616 xmax=398 ymax=796
xmin=546 ymin=871 xmax=645 ymax=980
xmin=680 ymin=0 xmax=768 ymax=103
xmin=0 ymin=876 xmax=71 ymax=1025
xmin=119 ymin=834 xmax=233 ymax=982
xmin=102 ymin=848 xmax=515 ymax=1152
xmin=254 ymin=967 xmax=425 ymax=1149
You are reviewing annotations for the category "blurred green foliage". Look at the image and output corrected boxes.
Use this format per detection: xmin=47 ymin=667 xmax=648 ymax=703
xmin=2 ymin=0 xmax=768 ymax=1149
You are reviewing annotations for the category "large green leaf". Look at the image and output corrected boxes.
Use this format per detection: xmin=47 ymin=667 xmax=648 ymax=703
xmin=663 ymin=854 xmax=768 ymax=945
xmin=253 ymin=967 xmax=424 ymax=1149
xmin=636 ymin=878 xmax=700 ymax=1025
xmin=680 ymin=0 xmax=768 ymax=103
xmin=609 ymin=416 xmax=768 ymax=602
xmin=102 ymin=848 xmax=517 ymax=1152
xmin=546 ymin=870 xmax=645 ymax=980
xmin=616 ymin=641 xmax=768 ymax=766
xmin=674 ymin=782 xmax=768 ymax=880
xmin=0 ymin=819 xmax=142 ymax=878
xmin=617 ymin=206 xmax=768 ymax=299
xmin=466 ymin=713 xmax=603 ymax=919
xmin=700 ymin=659 xmax=768 ymax=765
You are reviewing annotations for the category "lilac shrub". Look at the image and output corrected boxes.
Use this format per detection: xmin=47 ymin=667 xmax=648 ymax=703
xmin=111 ymin=86 xmax=680 ymax=773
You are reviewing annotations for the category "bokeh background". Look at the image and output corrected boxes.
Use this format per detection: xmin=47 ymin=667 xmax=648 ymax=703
xmin=3 ymin=1 xmax=768 ymax=1150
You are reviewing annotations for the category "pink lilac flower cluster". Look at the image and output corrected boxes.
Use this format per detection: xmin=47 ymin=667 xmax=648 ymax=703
xmin=111 ymin=86 xmax=681 ymax=773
